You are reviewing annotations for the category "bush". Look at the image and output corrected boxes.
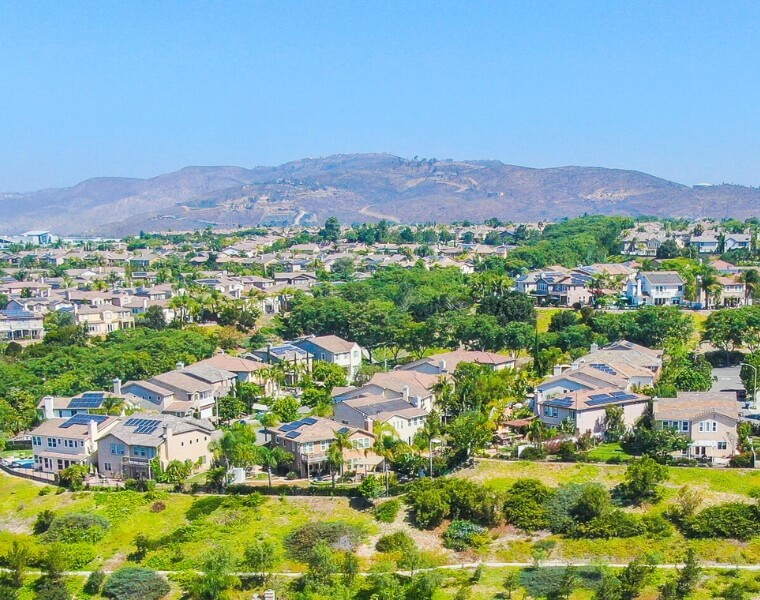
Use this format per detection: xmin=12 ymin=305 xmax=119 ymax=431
xmin=520 ymin=446 xmax=547 ymax=460
xmin=45 ymin=513 xmax=110 ymax=543
xmin=729 ymin=453 xmax=754 ymax=468
xmin=406 ymin=486 xmax=450 ymax=529
xmin=503 ymin=479 xmax=553 ymax=531
xmin=49 ymin=541 xmax=98 ymax=569
xmin=375 ymin=499 xmax=401 ymax=523
xmin=285 ymin=522 xmax=364 ymax=561
xmin=124 ymin=479 xmax=156 ymax=492
xmin=375 ymin=531 xmax=416 ymax=554
xmin=286 ymin=471 xmax=299 ymax=480
xmin=36 ymin=579 xmax=72 ymax=600
xmin=103 ymin=567 xmax=170 ymax=600
xmin=642 ymin=513 xmax=674 ymax=538
xmin=684 ymin=502 xmax=759 ymax=541
xmin=33 ymin=510 xmax=56 ymax=534
xmin=150 ymin=502 xmax=166 ymax=513
xmin=442 ymin=520 xmax=489 ymax=551
xmin=84 ymin=570 xmax=106 ymax=595
xmin=573 ymin=509 xmax=643 ymax=538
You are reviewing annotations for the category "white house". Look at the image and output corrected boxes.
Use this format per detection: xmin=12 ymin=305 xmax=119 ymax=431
xmin=626 ymin=271 xmax=685 ymax=306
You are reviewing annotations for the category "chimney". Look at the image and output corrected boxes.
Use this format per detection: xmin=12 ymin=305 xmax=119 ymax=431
xmin=570 ymin=361 xmax=579 ymax=371
xmin=552 ymin=364 xmax=563 ymax=376
xmin=88 ymin=418 xmax=98 ymax=445
xmin=402 ymin=385 xmax=410 ymax=403
xmin=176 ymin=361 xmax=185 ymax=370
xmin=143 ymin=298 xmax=148 ymax=309
xmin=438 ymin=359 xmax=447 ymax=373
xmin=43 ymin=396 xmax=55 ymax=420
xmin=411 ymin=395 xmax=421 ymax=408
xmin=113 ymin=378 xmax=122 ymax=395
xmin=590 ymin=342 xmax=599 ymax=352
xmin=364 ymin=417 xmax=374 ymax=431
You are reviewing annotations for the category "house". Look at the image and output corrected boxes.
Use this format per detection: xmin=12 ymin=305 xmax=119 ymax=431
xmin=30 ymin=413 xmax=120 ymax=475
xmin=689 ymin=233 xmax=750 ymax=254
xmin=584 ymin=340 xmax=664 ymax=378
xmin=97 ymin=413 xmax=218 ymax=479
xmin=333 ymin=396 xmax=428 ymax=444
xmin=123 ymin=367 xmax=217 ymax=419
xmin=400 ymin=350 xmax=515 ymax=375
xmin=36 ymin=386 xmax=139 ymax=420
xmin=194 ymin=354 xmax=278 ymax=396
xmin=293 ymin=335 xmax=363 ymax=383
xmin=535 ymin=387 xmax=649 ymax=436
xmin=716 ymin=276 xmax=746 ymax=308
xmin=626 ymin=271 xmax=685 ymax=306
xmin=74 ymin=303 xmax=135 ymax=336
xmin=653 ymin=392 xmax=740 ymax=462
xmin=266 ymin=417 xmax=382 ymax=479
xmin=537 ymin=360 xmax=656 ymax=400
xmin=0 ymin=309 xmax=45 ymax=340
xmin=535 ymin=272 xmax=593 ymax=307
xmin=333 ymin=370 xmax=439 ymax=413
xmin=251 ymin=344 xmax=313 ymax=385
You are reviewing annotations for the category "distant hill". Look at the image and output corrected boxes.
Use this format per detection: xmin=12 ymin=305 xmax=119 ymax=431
xmin=3 ymin=154 xmax=760 ymax=236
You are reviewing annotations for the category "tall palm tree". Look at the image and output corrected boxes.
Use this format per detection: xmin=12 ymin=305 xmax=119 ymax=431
xmin=256 ymin=446 xmax=292 ymax=487
xmin=371 ymin=421 xmax=398 ymax=496
xmin=327 ymin=442 xmax=344 ymax=488
xmin=742 ymin=269 xmax=760 ymax=305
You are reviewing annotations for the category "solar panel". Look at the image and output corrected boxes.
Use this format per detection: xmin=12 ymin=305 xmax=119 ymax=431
xmin=285 ymin=431 xmax=301 ymax=439
xmin=588 ymin=394 xmax=610 ymax=401
xmin=547 ymin=397 xmax=574 ymax=407
xmin=61 ymin=414 xmax=108 ymax=428
xmin=337 ymin=426 xmax=350 ymax=434
xmin=280 ymin=423 xmax=297 ymax=432
xmin=68 ymin=397 xmax=102 ymax=409
xmin=135 ymin=422 xmax=160 ymax=434
xmin=610 ymin=391 xmax=630 ymax=398
xmin=81 ymin=392 xmax=106 ymax=400
xmin=302 ymin=417 xmax=317 ymax=425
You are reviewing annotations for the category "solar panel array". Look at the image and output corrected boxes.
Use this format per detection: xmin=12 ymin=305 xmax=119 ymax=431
xmin=590 ymin=363 xmax=618 ymax=376
xmin=285 ymin=431 xmax=301 ymax=439
xmin=68 ymin=392 xmax=107 ymax=409
xmin=124 ymin=418 xmax=161 ymax=435
xmin=586 ymin=391 xmax=638 ymax=406
xmin=61 ymin=414 xmax=108 ymax=428
xmin=546 ymin=397 xmax=574 ymax=408
xmin=337 ymin=426 xmax=351 ymax=434
xmin=280 ymin=417 xmax=319 ymax=433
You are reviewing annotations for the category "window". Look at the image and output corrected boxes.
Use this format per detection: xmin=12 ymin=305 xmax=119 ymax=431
xmin=110 ymin=443 xmax=125 ymax=455
xmin=320 ymin=440 xmax=329 ymax=451
xmin=681 ymin=421 xmax=689 ymax=432
xmin=717 ymin=442 xmax=727 ymax=450
xmin=47 ymin=438 xmax=57 ymax=448
xmin=543 ymin=406 xmax=558 ymax=418
xmin=302 ymin=442 xmax=314 ymax=454
xmin=104 ymin=462 xmax=112 ymax=471
xmin=32 ymin=436 xmax=41 ymax=446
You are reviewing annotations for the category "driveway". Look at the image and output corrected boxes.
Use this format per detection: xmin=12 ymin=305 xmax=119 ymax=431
xmin=711 ymin=366 xmax=744 ymax=393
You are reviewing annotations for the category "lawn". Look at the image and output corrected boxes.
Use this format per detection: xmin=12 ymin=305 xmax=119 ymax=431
xmin=584 ymin=442 xmax=631 ymax=463
xmin=536 ymin=307 xmax=566 ymax=333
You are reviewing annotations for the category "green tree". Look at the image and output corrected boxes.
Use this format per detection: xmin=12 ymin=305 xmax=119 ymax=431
xmin=139 ymin=305 xmax=167 ymax=330
xmin=623 ymin=456 xmax=669 ymax=504
xmin=604 ymin=405 xmax=626 ymax=441
xmin=256 ymin=446 xmax=292 ymax=487
xmin=448 ymin=410 xmax=493 ymax=459
xmin=358 ymin=474 xmax=383 ymax=504
xmin=243 ymin=538 xmax=280 ymax=581
xmin=4 ymin=541 xmax=31 ymax=589
xmin=306 ymin=540 xmax=337 ymax=586
xmin=270 ymin=395 xmax=300 ymax=423
xmin=215 ymin=423 xmax=259 ymax=469
xmin=190 ymin=546 xmax=240 ymax=600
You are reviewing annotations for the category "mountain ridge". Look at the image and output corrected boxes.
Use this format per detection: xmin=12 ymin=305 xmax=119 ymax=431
xmin=2 ymin=153 xmax=758 ymax=236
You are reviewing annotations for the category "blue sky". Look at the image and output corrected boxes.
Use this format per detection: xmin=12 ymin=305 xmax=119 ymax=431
xmin=2 ymin=1 xmax=760 ymax=191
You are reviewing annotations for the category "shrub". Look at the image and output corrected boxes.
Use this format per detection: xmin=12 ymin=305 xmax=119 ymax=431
xmin=503 ymin=479 xmax=553 ymax=531
xmin=84 ymin=570 xmax=106 ymax=595
xmin=36 ymin=579 xmax=72 ymax=600
xmin=38 ymin=486 xmax=52 ymax=496
xmin=103 ymin=567 xmax=170 ymax=600
xmin=33 ymin=510 xmax=56 ymax=535
xmin=45 ymin=513 xmax=110 ymax=543
xmin=375 ymin=499 xmax=401 ymax=523
xmin=375 ymin=531 xmax=416 ymax=554
xmin=285 ymin=522 xmax=364 ymax=561
xmin=442 ymin=520 xmax=489 ymax=551
xmin=573 ymin=509 xmax=643 ymax=538
xmin=684 ymin=502 xmax=759 ymax=541
xmin=407 ymin=486 xmax=450 ymax=529
xmin=286 ymin=471 xmax=299 ymax=480
xmin=150 ymin=502 xmax=166 ymax=513
xmin=520 ymin=446 xmax=547 ymax=460
xmin=729 ymin=453 xmax=754 ymax=468
xmin=50 ymin=541 xmax=98 ymax=569
xmin=642 ymin=513 xmax=674 ymax=539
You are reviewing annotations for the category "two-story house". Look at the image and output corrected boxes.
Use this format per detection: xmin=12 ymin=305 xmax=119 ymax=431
xmin=97 ymin=413 xmax=218 ymax=479
xmin=654 ymin=392 xmax=740 ymax=462
xmin=0 ymin=309 xmax=45 ymax=340
xmin=123 ymin=367 xmax=216 ymax=419
xmin=74 ymin=303 xmax=135 ymax=336
xmin=30 ymin=413 xmax=120 ymax=475
xmin=266 ymin=417 xmax=382 ymax=479
xmin=400 ymin=349 xmax=515 ymax=375
xmin=293 ymin=335 xmax=364 ymax=383
xmin=626 ymin=271 xmax=685 ymax=306
xmin=333 ymin=396 xmax=428 ymax=444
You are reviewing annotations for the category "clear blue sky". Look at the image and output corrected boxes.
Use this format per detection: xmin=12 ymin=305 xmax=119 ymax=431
xmin=2 ymin=1 xmax=760 ymax=191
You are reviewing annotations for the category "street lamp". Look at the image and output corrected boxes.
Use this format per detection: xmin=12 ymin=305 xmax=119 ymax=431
xmin=740 ymin=363 xmax=757 ymax=409
xmin=429 ymin=437 xmax=442 ymax=478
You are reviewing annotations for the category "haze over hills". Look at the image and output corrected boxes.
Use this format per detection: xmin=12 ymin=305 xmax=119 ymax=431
xmin=2 ymin=153 xmax=759 ymax=236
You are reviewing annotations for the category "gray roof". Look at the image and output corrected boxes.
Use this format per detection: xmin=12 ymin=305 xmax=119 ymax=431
xmin=105 ymin=412 xmax=216 ymax=447
xmin=641 ymin=271 xmax=684 ymax=285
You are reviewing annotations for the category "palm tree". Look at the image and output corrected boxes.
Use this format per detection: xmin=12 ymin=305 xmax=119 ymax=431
xmin=256 ymin=446 xmax=292 ymax=487
xmin=331 ymin=429 xmax=352 ymax=477
xmin=371 ymin=421 xmax=399 ymax=496
xmin=327 ymin=442 xmax=344 ymax=488
xmin=742 ymin=269 xmax=760 ymax=305
xmin=527 ymin=419 xmax=547 ymax=446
